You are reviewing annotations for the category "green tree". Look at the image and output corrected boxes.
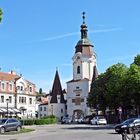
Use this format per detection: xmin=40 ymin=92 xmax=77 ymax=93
xmin=105 ymin=63 xmax=128 ymax=109
xmin=125 ymin=64 xmax=140 ymax=115
xmin=88 ymin=63 xmax=128 ymax=112
xmin=39 ymin=88 xmax=43 ymax=94
xmin=133 ymin=54 xmax=140 ymax=66
xmin=0 ymin=8 xmax=2 ymax=22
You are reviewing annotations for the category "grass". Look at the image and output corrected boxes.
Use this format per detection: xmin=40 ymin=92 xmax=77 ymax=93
xmin=2 ymin=127 xmax=35 ymax=135
xmin=20 ymin=127 xmax=35 ymax=133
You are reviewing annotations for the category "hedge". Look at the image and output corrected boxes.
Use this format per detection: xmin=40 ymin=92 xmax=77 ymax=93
xmin=21 ymin=115 xmax=58 ymax=125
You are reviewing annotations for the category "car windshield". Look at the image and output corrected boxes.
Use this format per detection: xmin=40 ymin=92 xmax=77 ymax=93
xmin=0 ymin=119 xmax=7 ymax=125
xmin=122 ymin=118 xmax=136 ymax=125
xmin=97 ymin=116 xmax=105 ymax=119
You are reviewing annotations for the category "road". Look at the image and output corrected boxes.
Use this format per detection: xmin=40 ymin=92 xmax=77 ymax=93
xmin=0 ymin=124 xmax=122 ymax=140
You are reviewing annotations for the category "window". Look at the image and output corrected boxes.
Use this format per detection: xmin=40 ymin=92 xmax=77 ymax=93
xmin=22 ymin=97 xmax=24 ymax=103
xmin=19 ymin=97 xmax=22 ymax=103
xmin=9 ymin=83 xmax=12 ymax=91
xmin=20 ymin=97 xmax=26 ymax=103
xmin=17 ymin=86 xmax=20 ymax=90
xmin=77 ymin=66 xmax=80 ymax=74
xmin=24 ymin=97 xmax=26 ymax=103
xmin=40 ymin=107 xmax=42 ymax=111
xmin=1 ymin=96 xmax=4 ymax=103
xmin=61 ymin=109 xmax=63 ymax=113
xmin=21 ymin=86 xmax=23 ymax=91
xmin=29 ymin=87 xmax=32 ymax=92
xmin=44 ymin=107 xmax=46 ymax=111
xmin=9 ymin=96 xmax=12 ymax=103
xmin=29 ymin=98 xmax=32 ymax=104
xmin=1 ymin=83 xmax=4 ymax=90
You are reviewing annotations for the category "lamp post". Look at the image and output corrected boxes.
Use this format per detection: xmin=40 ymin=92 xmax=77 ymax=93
xmin=51 ymin=105 xmax=53 ymax=116
xmin=6 ymin=98 xmax=9 ymax=118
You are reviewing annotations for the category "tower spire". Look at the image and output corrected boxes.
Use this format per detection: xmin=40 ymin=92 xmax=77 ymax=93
xmin=81 ymin=12 xmax=88 ymax=39
xmin=82 ymin=12 xmax=86 ymax=24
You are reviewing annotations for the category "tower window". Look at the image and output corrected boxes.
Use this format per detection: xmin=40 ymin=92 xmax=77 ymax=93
xmin=77 ymin=66 xmax=80 ymax=74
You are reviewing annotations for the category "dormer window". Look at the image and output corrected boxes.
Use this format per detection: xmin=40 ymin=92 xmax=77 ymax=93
xmin=21 ymin=86 xmax=23 ymax=91
xmin=77 ymin=66 xmax=80 ymax=74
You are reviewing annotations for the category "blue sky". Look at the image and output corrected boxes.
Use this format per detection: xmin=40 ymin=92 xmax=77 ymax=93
xmin=0 ymin=0 xmax=140 ymax=93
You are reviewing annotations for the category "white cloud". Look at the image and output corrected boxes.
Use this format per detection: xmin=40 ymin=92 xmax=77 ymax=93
xmin=33 ymin=27 xmax=122 ymax=42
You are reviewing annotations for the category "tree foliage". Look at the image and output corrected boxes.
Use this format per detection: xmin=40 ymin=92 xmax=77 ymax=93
xmin=133 ymin=54 xmax=140 ymax=66
xmin=0 ymin=8 xmax=2 ymax=22
xmin=88 ymin=55 xmax=140 ymax=115
xmin=39 ymin=88 xmax=43 ymax=94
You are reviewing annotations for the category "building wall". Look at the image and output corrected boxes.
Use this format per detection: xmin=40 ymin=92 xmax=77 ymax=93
xmin=0 ymin=93 xmax=15 ymax=108
xmin=67 ymin=80 xmax=90 ymax=117
xmin=38 ymin=104 xmax=48 ymax=118
xmin=16 ymin=78 xmax=36 ymax=118
xmin=0 ymin=72 xmax=36 ymax=118
xmin=38 ymin=103 xmax=66 ymax=120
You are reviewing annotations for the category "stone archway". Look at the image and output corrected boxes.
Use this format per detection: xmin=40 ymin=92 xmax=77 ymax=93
xmin=73 ymin=109 xmax=84 ymax=119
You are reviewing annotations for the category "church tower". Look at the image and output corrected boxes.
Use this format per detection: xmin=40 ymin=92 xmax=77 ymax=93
xmin=49 ymin=70 xmax=66 ymax=119
xmin=67 ymin=12 xmax=97 ymax=118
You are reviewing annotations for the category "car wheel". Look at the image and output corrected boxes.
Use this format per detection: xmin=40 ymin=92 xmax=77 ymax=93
xmin=16 ymin=126 xmax=21 ymax=132
xmin=0 ymin=127 xmax=5 ymax=134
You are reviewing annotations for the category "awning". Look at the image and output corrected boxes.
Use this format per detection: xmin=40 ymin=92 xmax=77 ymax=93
xmin=0 ymin=108 xmax=7 ymax=113
xmin=0 ymin=109 xmax=3 ymax=113
xmin=0 ymin=108 xmax=21 ymax=114
xmin=12 ymin=108 xmax=21 ymax=113
xmin=8 ymin=108 xmax=14 ymax=113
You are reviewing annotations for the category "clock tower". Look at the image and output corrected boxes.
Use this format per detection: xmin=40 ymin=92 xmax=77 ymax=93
xmin=67 ymin=12 xmax=98 ymax=119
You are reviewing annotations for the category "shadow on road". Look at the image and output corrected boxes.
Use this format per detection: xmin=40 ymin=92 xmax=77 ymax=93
xmin=62 ymin=125 xmax=114 ymax=131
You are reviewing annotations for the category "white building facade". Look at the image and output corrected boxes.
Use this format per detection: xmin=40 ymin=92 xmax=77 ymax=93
xmin=0 ymin=71 xmax=36 ymax=118
xmin=67 ymin=12 xmax=97 ymax=119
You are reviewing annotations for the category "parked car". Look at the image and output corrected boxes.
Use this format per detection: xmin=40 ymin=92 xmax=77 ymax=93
xmin=0 ymin=118 xmax=22 ymax=134
xmin=83 ymin=115 xmax=94 ymax=124
xmin=90 ymin=116 xmax=107 ymax=125
xmin=115 ymin=118 xmax=140 ymax=134
xmin=61 ymin=117 xmax=72 ymax=124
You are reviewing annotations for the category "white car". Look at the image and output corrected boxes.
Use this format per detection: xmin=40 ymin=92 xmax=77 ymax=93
xmin=61 ymin=117 xmax=72 ymax=124
xmin=90 ymin=116 xmax=107 ymax=125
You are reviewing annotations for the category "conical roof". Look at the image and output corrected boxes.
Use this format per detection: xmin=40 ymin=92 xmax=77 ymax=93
xmin=50 ymin=70 xmax=65 ymax=104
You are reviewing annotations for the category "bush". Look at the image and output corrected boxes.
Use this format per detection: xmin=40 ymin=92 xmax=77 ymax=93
xmin=21 ymin=119 xmax=35 ymax=125
xmin=20 ymin=116 xmax=58 ymax=125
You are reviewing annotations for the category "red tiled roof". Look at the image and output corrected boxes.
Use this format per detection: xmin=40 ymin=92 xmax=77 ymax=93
xmin=0 ymin=72 xmax=19 ymax=81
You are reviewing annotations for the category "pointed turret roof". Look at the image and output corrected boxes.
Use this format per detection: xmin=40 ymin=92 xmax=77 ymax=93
xmin=75 ymin=12 xmax=93 ymax=55
xmin=92 ymin=65 xmax=98 ymax=83
xmin=50 ymin=70 xmax=65 ymax=104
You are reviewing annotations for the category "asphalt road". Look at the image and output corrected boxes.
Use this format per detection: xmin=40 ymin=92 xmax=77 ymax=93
xmin=0 ymin=124 xmax=122 ymax=140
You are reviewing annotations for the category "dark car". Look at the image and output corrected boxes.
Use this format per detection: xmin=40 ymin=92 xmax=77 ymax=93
xmin=0 ymin=118 xmax=22 ymax=134
xmin=115 ymin=118 xmax=140 ymax=134
xmin=83 ymin=115 xmax=94 ymax=124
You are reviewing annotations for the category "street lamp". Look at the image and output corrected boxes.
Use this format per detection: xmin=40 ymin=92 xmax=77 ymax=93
xmin=6 ymin=98 xmax=9 ymax=118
